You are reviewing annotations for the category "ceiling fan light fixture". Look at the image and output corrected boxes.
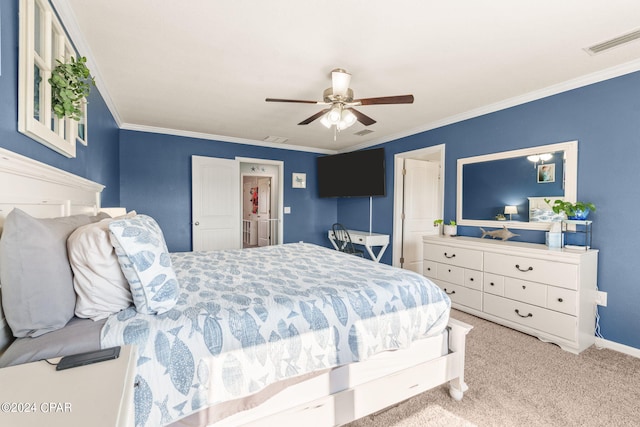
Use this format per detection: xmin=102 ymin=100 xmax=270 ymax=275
xmin=338 ymin=109 xmax=357 ymax=130
xmin=331 ymin=69 xmax=351 ymax=98
xmin=320 ymin=114 xmax=331 ymax=129
xmin=326 ymin=104 xmax=343 ymax=124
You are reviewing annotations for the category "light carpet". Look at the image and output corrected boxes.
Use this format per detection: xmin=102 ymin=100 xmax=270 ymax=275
xmin=348 ymin=309 xmax=640 ymax=427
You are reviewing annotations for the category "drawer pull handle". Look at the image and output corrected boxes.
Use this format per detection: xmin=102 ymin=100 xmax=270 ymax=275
xmin=444 ymin=289 xmax=456 ymax=295
xmin=522 ymin=285 xmax=526 ymax=290
xmin=426 ymin=267 xmax=431 ymax=271
xmin=490 ymin=282 xmax=495 ymax=286
xmin=469 ymin=278 xmax=474 ymax=281
xmin=444 ymin=252 xmax=456 ymax=259
xmin=515 ymin=264 xmax=533 ymax=272
xmin=557 ymin=298 xmax=563 ymax=303
xmin=515 ymin=309 xmax=533 ymax=318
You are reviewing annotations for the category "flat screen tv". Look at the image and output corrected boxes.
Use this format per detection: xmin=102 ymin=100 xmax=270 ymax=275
xmin=317 ymin=148 xmax=386 ymax=198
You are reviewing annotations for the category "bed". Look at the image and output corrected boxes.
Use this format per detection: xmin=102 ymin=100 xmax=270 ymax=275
xmin=0 ymin=146 xmax=472 ymax=427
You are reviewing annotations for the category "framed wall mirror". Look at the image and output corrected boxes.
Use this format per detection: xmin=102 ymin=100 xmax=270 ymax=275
xmin=456 ymin=140 xmax=577 ymax=231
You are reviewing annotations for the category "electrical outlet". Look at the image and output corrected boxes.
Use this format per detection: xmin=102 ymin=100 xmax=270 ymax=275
xmin=595 ymin=291 xmax=607 ymax=307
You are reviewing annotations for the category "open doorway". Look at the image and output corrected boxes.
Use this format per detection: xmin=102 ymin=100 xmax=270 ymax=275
xmin=392 ymin=145 xmax=444 ymax=273
xmin=239 ymin=159 xmax=283 ymax=248
xmin=191 ymin=156 xmax=283 ymax=251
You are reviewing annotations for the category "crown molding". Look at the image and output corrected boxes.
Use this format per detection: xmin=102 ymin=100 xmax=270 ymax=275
xmin=120 ymin=124 xmax=336 ymax=155
xmin=341 ymin=59 xmax=640 ymax=153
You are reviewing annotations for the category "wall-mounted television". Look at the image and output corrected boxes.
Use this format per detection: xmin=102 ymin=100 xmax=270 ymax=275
xmin=317 ymin=148 xmax=386 ymax=198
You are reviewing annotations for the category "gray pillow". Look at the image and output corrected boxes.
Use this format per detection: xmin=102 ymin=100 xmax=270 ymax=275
xmin=0 ymin=209 xmax=101 ymax=337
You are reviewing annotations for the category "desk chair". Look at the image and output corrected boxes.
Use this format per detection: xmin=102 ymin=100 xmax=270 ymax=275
xmin=331 ymin=223 xmax=365 ymax=257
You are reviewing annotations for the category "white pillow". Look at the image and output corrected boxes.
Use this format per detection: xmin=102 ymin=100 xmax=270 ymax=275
xmin=68 ymin=218 xmax=134 ymax=320
xmin=108 ymin=214 xmax=179 ymax=315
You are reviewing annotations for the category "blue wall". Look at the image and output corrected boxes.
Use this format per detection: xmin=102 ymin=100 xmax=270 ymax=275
xmin=0 ymin=0 xmax=120 ymax=205
xmin=2 ymin=0 xmax=639 ymax=350
xmin=119 ymin=130 xmax=337 ymax=252
xmin=338 ymin=71 xmax=640 ymax=350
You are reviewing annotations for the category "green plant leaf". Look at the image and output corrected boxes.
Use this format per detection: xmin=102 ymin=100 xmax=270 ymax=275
xmin=49 ymin=56 xmax=95 ymax=120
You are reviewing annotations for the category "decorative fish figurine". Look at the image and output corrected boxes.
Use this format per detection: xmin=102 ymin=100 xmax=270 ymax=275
xmin=480 ymin=226 xmax=519 ymax=241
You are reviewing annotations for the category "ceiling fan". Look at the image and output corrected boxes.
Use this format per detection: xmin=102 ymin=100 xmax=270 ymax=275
xmin=265 ymin=68 xmax=414 ymax=131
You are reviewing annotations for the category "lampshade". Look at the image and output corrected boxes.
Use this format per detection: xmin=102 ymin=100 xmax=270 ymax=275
xmin=338 ymin=109 xmax=357 ymax=130
xmin=326 ymin=104 xmax=342 ymax=124
xmin=527 ymin=153 xmax=553 ymax=163
xmin=331 ymin=69 xmax=351 ymax=98
xmin=504 ymin=205 xmax=518 ymax=215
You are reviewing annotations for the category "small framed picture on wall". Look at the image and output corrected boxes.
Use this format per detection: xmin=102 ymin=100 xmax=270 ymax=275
xmin=537 ymin=164 xmax=555 ymax=183
xmin=292 ymin=173 xmax=306 ymax=188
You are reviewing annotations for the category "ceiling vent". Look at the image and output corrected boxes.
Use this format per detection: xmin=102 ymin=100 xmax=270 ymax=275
xmin=263 ymin=136 xmax=288 ymax=143
xmin=585 ymin=29 xmax=640 ymax=55
xmin=354 ymin=129 xmax=374 ymax=136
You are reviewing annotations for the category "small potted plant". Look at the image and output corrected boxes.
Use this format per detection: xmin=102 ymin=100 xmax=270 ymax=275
xmin=544 ymin=199 xmax=596 ymax=220
xmin=434 ymin=219 xmax=457 ymax=236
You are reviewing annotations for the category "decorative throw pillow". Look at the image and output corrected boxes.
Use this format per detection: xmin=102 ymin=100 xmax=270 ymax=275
xmin=0 ymin=209 xmax=98 ymax=337
xmin=108 ymin=215 xmax=179 ymax=314
xmin=68 ymin=217 xmax=135 ymax=320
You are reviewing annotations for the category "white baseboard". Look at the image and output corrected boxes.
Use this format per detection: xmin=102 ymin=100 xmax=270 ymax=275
xmin=595 ymin=337 xmax=640 ymax=359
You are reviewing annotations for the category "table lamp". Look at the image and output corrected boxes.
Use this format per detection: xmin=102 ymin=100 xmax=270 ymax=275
xmin=504 ymin=205 xmax=518 ymax=221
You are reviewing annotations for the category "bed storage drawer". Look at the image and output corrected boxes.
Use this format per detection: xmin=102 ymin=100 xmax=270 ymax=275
xmin=484 ymin=252 xmax=578 ymax=290
xmin=423 ymin=243 xmax=482 ymax=270
xmin=484 ymin=294 xmax=576 ymax=342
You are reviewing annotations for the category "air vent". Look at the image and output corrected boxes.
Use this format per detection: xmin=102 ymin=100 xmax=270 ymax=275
xmin=585 ymin=29 xmax=640 ymax=55
xmin=354 ymin=129 xmax=374 ymax=136
xmin=263 ymin=136 xmax=289 ymax=143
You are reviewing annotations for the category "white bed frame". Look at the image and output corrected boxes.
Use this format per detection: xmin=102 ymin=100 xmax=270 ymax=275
xmin=0 ymin=146 xmax=473 ymax=426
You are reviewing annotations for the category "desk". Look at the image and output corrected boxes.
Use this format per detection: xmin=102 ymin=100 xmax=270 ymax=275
xmin=0 ymin=345 xmax=137 ymax=427
xmin=328 ymin=229 xmax=390 ymax=262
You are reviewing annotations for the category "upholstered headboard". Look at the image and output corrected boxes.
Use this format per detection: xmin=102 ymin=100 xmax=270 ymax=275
xmin=0 ymin=147 xmax=105 ymax=351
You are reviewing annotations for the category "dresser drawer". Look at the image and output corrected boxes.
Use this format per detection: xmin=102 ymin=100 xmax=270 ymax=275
xmin=423 ymin=260 xmax=438 ymax=278
xmin=432 ymin=279 xmax=482 ymax=311
xmin=436 ymin=264 xmax=464 ymax=286
xmin=547 ymin=287 xmax=577 ymax=316
xmin=465 ymin=269 xmax=483 ymax=291
xmin=504 ymin=277 xmax=547 ymax=307
xmin=484 ymin=252 xmax=578 ymax=290
xmin=484 ymin=273 xmax=504 ymax=296
xmin=423 ymin=243 xmax=483 ymax=270
xmin=484 ymin=294 xmax=576 ymax=342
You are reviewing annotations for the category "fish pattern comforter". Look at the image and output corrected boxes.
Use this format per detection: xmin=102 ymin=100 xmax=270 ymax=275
xmin=101 ymin=243 xmax=451 ymax=426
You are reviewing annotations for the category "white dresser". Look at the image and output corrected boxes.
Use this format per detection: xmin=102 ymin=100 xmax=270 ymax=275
xmin=423 ymin=235 xmax=598 ymax=353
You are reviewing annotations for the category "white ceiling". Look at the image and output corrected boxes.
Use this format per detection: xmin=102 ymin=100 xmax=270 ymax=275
xmin=54 ymin=0 xmax=640 ymax=153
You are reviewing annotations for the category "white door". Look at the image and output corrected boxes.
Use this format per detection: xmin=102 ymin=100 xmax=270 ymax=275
xmin=192 ymin=156 xmax=240 ymax=251
xmin=401 ymin=158 xmax=440 ymax=273
xmin=257 ymin=177 xmax=271 ymax=246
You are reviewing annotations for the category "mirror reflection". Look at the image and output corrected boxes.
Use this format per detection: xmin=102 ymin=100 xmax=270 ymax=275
xmin=462 ymin=152 xmax=564 ymax=221
xmin=456 ymin=141 xmax=577 ymax=231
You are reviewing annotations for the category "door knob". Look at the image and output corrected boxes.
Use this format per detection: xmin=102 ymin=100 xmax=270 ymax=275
xmin=194 ymin=221 xmax=200 ymax=226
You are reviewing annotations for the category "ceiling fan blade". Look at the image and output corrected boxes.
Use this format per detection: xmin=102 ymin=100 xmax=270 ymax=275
xmin=298 ymin=109 xmax=330 ymax=125
xmin=355 ymin=95 xmax=414 ymax=105
xmin=265 ymin=98 xmax=319 ymax=104
xmin=349 ymin=108 xmax=377 ymax=126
